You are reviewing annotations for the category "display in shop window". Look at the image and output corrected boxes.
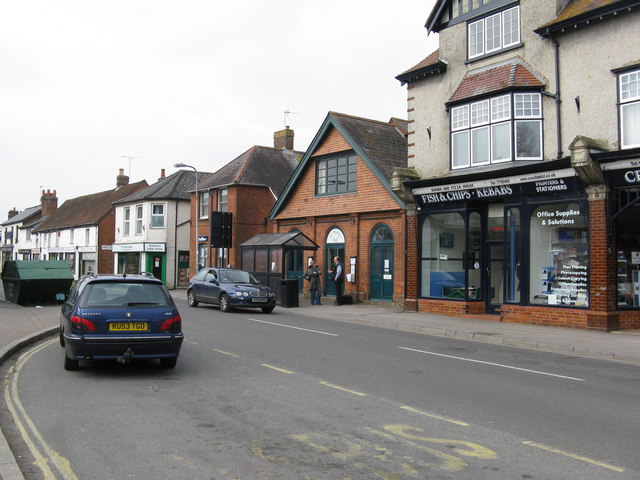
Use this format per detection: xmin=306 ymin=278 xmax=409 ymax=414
xmin=530 ymin=204 xmax=588 ymax=307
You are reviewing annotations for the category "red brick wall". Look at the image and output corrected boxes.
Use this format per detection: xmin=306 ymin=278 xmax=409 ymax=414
xmin=273 ymin=126 xmax=407 ymax=304
xmin=98 ymin=211 xmax=116 ymax=273
xmin=190 ymin=186 xmax=276 ymax=272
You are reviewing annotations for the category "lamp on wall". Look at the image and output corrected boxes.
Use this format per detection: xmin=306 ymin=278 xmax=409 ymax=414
xmin=174 ymin=163 xmax=200 ymax=270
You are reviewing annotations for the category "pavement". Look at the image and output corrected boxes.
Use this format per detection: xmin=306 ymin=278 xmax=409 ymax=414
xmin=0 ymin=291 xmax=639 ymax=479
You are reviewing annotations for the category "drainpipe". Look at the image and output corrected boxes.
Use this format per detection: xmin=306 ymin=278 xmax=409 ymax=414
xmin=542 ymin=34 xmax=563 ymax=160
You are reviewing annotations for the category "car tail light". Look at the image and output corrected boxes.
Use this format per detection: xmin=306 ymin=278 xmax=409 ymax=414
xmin=161 ymin=314 xmax=182 ymax=331
xmin=70 ymin=315 xmax=96 ymax=331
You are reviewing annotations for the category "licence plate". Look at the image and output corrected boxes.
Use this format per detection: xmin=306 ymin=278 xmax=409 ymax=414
xmin=109 ymin=322 xmax=148 ymax=331
xmin=252 ymin=297 xmax=268 ymax=303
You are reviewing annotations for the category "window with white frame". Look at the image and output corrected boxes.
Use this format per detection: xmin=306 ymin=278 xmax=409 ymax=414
xmin=69 ymin=229 xmax=73 ymax=244
xmin=85 ymin=228 xmax=90 ymax=245
xmin=199 ymin=191 xmax=209 ymax=218
xmin=451 ymin=92 xmax=542 ymax=169
xmin=135 ymin=205 xmax=143 ymax=235
xmin=217 ymin=189 xmax=227 ymax=212
xmin=620 ymin=68 xmax=640 ymax=149
xmin=123 ymin=207 xmax=130 ymax=236
xmin=151 ymin=203 xmax=165 ymax=228
xmin=468 ymin=5 xmax=520 ymax=60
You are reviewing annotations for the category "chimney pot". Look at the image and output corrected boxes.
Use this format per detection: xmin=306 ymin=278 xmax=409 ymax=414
xmin=116 ymin=168 xmax=129 ymax=188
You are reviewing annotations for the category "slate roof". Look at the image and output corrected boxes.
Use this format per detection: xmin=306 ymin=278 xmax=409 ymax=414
xmin=34 ymin=181 xmax=148 ymax=232
xmin=330 ymin=113 xmax=408 ymax=182
xmin=396 ymin=49 xmax=447 ymax=85
xmin=1 ymin=206 xmax=41 ymax=226
xmin=198 ymin=146 xmax=301 ymax=198
xmin=448 ymin=58 xmax=546 ymax=104
xmin=535 ymin=0 xmax=640 ymax=35
xmin=113 ymin=170 xmax=206 ymax=205
xmin=270 ymin=112 xmax=408 ymax=219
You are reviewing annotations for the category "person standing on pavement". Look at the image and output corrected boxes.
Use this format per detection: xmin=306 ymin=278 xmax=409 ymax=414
xmin=306 ymin=258 xmax=322 ymax=305
xmin=328 ymin=256 xmax=344 ymax=306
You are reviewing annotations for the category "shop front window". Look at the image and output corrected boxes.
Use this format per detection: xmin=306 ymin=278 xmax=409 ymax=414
xmin=505 ymin=208 xmax=521 ymax=302
xmin=529 ymin=203 xmax=588 ymax=306
xmin=421 ymin=213 xmax=466 ymax=298
xmin=118 ymin=252 xmax=140 ymax=275
xmin=615 ymin=207 xmax=640 ymax=308
xmin=468 ymin=212 xmax=482 ymax=298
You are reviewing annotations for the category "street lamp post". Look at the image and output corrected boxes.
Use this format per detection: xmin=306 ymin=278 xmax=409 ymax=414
xmin=174 ymin=163 xmax=200 ymax=271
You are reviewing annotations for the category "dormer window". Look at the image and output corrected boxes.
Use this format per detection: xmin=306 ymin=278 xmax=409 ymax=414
xmin=468 ymin=5 xmax=520 ymax=60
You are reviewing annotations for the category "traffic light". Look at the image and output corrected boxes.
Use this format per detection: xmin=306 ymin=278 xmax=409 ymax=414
xmin=210 ymin=211 xmax=233 ymax=248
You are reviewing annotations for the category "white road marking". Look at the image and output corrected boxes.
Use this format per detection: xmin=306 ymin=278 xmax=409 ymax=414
xmin=398 ymin=347 xmax=585 ymax=381
xmin=247 ymin=317 xmax=338 ymax=336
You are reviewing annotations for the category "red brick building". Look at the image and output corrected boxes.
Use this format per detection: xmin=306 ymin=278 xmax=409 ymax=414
xmin=186 ymin=128 xmax=302 ymax=274
xmin=270 ymin=112 xmax=410 ymax=304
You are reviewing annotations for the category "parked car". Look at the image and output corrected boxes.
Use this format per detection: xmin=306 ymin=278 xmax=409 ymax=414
xmin=187 ymin=268 xmax=276 ymax=313
xmin=59 ymin=273 xmax=184 ymax=370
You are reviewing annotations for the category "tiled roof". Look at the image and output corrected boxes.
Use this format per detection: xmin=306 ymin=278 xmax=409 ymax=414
xmin=396 ymin=49 xmax=446 ymax=85
xmin=198 ymin=146 xmax=301 ymax=198
xmin=34 ymin=181 xmax=148 ymax=232
xmin=536 ymin=0 xmax=640 ymax=34
xmin=448 ymin=58 xmax=545 ymax=104
xmin=113 ymin=170 xmax=207 ymax=205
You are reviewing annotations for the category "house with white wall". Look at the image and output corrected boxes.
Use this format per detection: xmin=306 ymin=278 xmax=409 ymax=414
xmin=112 ymin=169 xmax=202 ymax=288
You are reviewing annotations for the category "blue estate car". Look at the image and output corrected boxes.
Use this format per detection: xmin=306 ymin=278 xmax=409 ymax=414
xmin=187 ymin=268 xmax=276 ymax=313
xmin=59 ymin=273 xmax=184 ymax=370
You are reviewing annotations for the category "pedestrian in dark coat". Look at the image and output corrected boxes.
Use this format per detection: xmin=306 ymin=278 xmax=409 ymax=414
xmin=328 ymin=256 xmax=344 ymax=305
xmin=306 ymin=258 xmax=322 ymax=305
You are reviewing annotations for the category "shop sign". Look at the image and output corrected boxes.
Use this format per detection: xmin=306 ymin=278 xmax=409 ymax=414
xmin=414 ymin=168 xmax=577 ymax=206
xmin=145 ymin=243 xmax=166 ymax=252
xmin=112 ymin=243 xmax=144 ymax=252
xmin=77 ymin=246 xmax=94 ymax=253
xmin=602 ymin=158 xmax=640 ymax=187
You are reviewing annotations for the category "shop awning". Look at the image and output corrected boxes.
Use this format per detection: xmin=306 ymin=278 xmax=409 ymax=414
xmin=240 ymin=232 xmax=319 ymax=250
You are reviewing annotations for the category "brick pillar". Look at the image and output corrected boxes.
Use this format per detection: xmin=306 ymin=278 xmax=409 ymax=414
xmin=586 ymin=185 xmax=619 ymax=330
xmin=404 ymin=207 xmax=419 ymax=311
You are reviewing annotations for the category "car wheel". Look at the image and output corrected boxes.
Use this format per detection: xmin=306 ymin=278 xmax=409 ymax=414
xmin=219 ymin=293 xmax=232 ymax=312
xmin=161 ymin=357 xmax=177 ymax=369
xmin=59 ymin=327 xmax=65 ymax=347
xmin=64 ymin=354 xmax=79 ymax=371
xmin=187 ymin=289 xmax=199 ymax=307
xmin=261 ymin=306 xmax=274 ymax=313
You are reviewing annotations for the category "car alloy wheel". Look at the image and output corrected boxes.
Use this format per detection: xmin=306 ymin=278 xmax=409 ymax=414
xmin=219 ymin=293 xmax=232 ymax=312
xmin=187 ymin=289 xmax=199 ymax=307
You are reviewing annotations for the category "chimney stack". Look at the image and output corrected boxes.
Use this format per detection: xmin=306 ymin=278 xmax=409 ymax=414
xmin=274 ymin=127 xmax=294 ymax=150
xmin=159 ymin=168 xmax=166 ymax=182
xmin=116 ymin=168 xmax=129 ymax=188
xmin=7 ymin=207 xmax=19 ymax=220
xmin=40 ymin=189 xmax=58 ymax=217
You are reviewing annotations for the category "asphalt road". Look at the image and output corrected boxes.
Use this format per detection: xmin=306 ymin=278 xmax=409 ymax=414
xmin=2 ymin=298 xmax=639 ymax=479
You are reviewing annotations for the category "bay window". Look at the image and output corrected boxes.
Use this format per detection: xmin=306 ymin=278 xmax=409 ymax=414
xmin=450 ymin=92 xmax=542 ymax=169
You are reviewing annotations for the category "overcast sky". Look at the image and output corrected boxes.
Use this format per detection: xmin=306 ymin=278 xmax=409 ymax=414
xmin=1 ymin=1 xmax=438 ymax=221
